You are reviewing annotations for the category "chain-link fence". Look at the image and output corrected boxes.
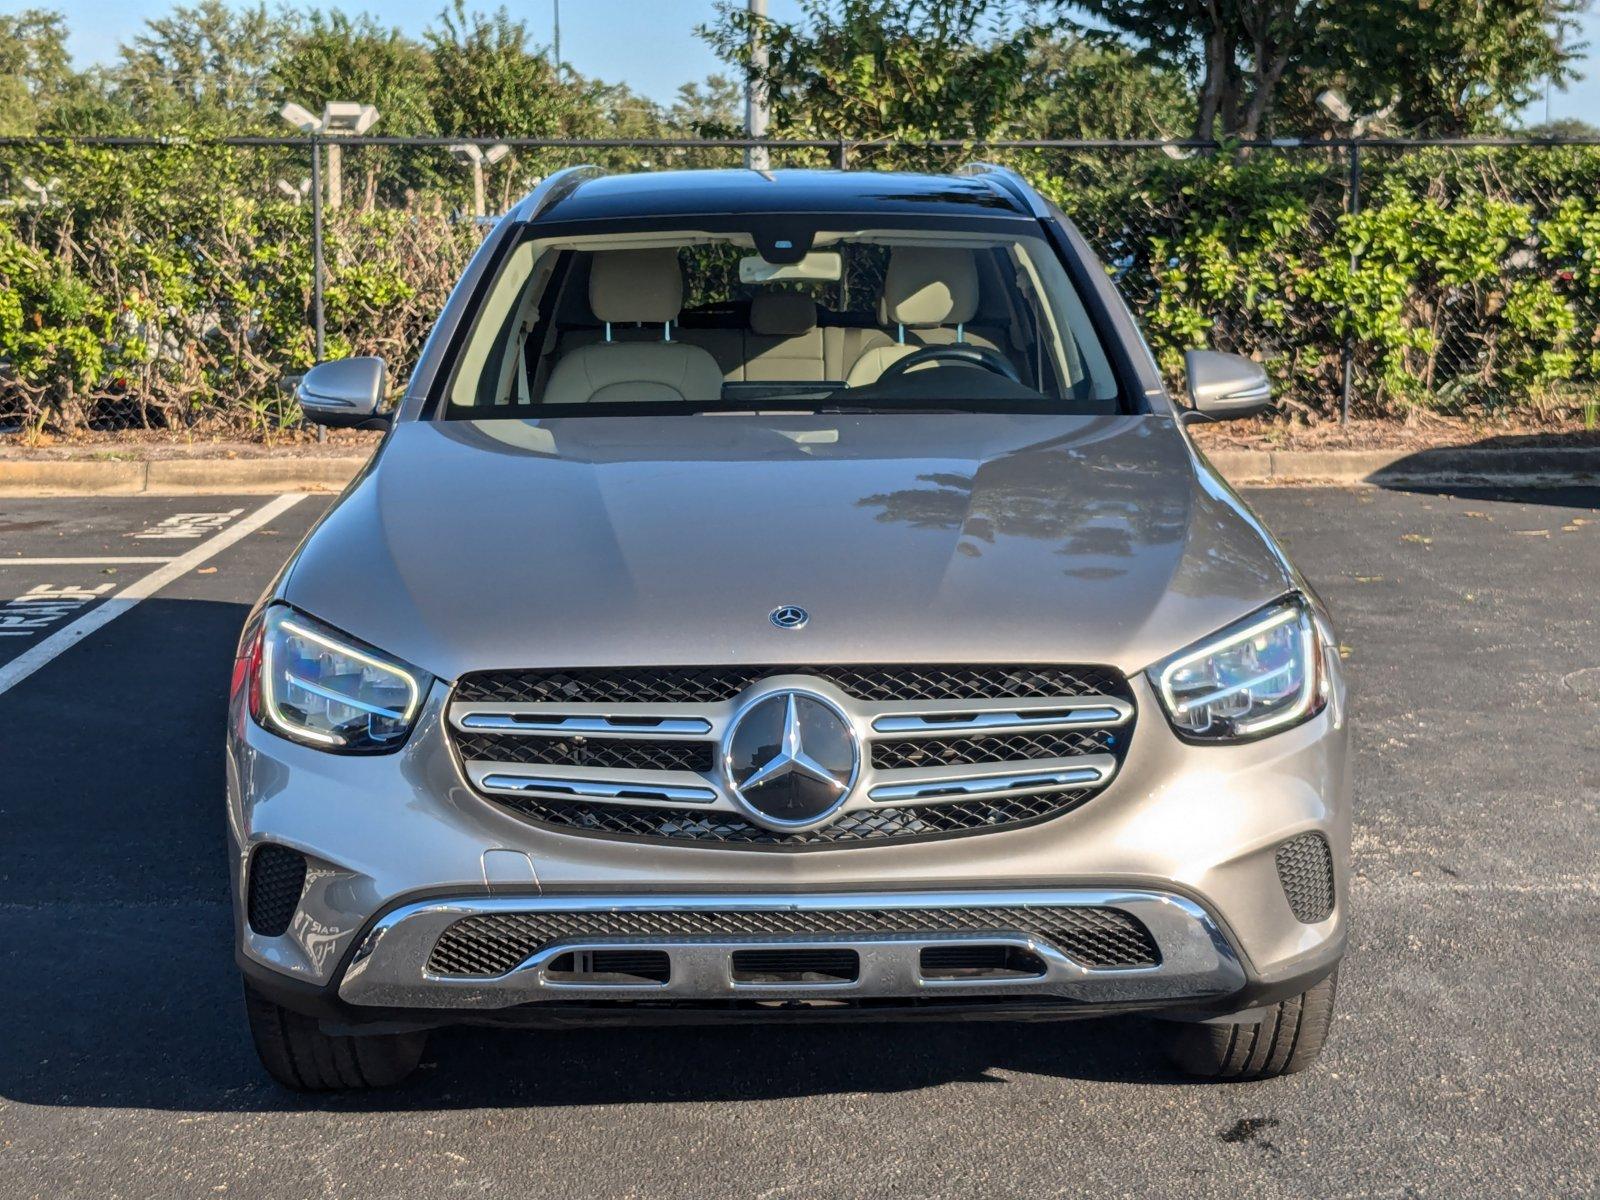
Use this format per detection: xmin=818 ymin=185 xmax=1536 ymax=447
xmin=2 ymin=134 xmax=1598 ymax=436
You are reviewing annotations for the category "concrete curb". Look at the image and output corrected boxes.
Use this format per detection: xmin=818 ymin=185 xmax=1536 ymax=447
xmin=1 ymin=446 xmax=1597 ymax=496
xmin=1205 ymin=446 xmax=1600 ymax=486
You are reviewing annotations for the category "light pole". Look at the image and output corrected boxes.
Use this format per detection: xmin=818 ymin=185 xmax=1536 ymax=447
xmin=745 ymin=0 xmax=770 ymax=170
xmin=1315 ymin=89 xmax=1392 ymax=425
xmin=449 ymin=143 xmax=511 ymax=217
xmin=279 ymin=100 xmax=380 ymax=211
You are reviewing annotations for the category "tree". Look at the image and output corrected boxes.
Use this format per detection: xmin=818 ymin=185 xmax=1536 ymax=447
xmin=1065 ymin=0 xmax=1587 ymax=140
xmin=1018 ymin=35 xmax=1193 ymax=140
xmin=424 ymin=2 xmax=588 ymax=137
xmin=1320 ymin=0 xmax=1589 ymax=136
xmin=699 ymin=0 xmax=1048 ymax=143
xmin=1064 ymin=1 xmax=1322 ymax=142
xmin=667 ymin=75 xmax=743 ymax=137
xmin=113 ymin=1 xmax=296 ymax=130
xmin=0 ymin=9 xmax=73 ymax=135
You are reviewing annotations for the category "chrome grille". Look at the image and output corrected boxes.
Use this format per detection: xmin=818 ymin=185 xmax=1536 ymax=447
xmin=456 ymin=664 xmax=1128 ymax=705
xmin=427 ymin=903 xmax=1160 ymax=978
xmin=447 ymin=664 xmax=1134 ymax=848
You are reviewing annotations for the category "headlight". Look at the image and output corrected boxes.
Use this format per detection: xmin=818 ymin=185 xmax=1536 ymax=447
xmin=246 ymin=605 xmax=430 ymax=753
xmin=1148 ymin=596 xmax=1324 ymax=742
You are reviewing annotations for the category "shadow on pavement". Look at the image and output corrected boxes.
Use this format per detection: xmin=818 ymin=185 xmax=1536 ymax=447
xmin=1364 ymin=431 xmax=1600 ymax=505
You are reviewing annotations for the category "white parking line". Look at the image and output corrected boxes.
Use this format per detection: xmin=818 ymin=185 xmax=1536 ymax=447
xmin=3 ymin=557 xmax=178 ymax=565
xmin=0 ymin=493 xmax=306 ymax=698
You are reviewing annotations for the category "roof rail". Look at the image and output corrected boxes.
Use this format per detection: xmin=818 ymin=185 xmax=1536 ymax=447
xmin=957 ymin=161 xmax=1052 ymax=219
xmin=508 ymin=163 xmax=608 ymax=224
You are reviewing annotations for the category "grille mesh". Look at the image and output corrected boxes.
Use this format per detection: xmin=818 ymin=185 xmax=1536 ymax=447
xmin=456 ymin=664 xmax=1129 ymax=705
xmin=492 ymin=789 xmax=1097 ymax=846
xmin=427 ymin=904 xmax=1160 ymax=978
xmin=454 ymin=731 xmax=715 ymax=774
xmin=246 ymin=844 xmax=307 ymax=937
xmin=452 ymin=664 xmax=1132 ymax=847
xmin=870 ymin=729 xmax=1114 ymax=770
xmin=1276 ymin=833 xmax=1336 ymax=923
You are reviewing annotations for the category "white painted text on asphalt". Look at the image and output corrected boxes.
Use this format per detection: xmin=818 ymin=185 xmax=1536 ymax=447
xmin=129 ymin=508 xmax=244 ymax=540
xmin=0 ymin=583 xmax=115 ymax=637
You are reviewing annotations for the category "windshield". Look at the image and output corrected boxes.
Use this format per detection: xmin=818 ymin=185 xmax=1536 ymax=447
xmin=441 ymin=220 xmax=1123 ymax=418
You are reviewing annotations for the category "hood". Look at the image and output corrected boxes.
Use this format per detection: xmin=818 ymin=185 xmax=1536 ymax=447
xmin=282 ymin=414 xmax=1292 ymax=682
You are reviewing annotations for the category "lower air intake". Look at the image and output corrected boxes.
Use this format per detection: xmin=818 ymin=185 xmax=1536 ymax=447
xmin=246 ymin=844 xmax=307 ymax=937
xmin=1276 ymin=833 xmax=1335 ymax=923
xmin=425 ymin=904 xmax=1160 ymax=978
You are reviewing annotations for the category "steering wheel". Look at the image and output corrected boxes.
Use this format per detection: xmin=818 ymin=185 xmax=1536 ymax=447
xmin=878 ymin=344 xmax=1022 ymax=384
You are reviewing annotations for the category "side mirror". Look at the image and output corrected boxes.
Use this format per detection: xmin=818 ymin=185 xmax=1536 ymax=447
xmin=295 ymin=357 xmax=390 ymax=429
xmin=1183 ymin=350 xmax=1272 ymax=421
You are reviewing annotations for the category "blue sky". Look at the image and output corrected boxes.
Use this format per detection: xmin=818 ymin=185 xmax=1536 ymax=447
xmin=35 ymin=0 xmax=1600 ymax=124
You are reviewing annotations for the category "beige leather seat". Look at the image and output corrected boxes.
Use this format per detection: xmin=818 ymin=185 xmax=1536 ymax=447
xmin=744 ymin=291 xmax=825 ymax=381
xmin=544 ymin=249 xmax=724 ymax=403
xmin=845 ymin=248 xmax=982 ymax=387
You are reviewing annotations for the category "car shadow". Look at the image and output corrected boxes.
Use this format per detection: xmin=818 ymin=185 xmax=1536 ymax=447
xmin=1362 ymin=430 xmax=1600 ymax=507
xmin=0 ymin=596 xmax=1197 ymax=1114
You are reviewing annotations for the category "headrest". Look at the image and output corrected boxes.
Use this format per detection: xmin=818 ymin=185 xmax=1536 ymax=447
xmin=749 ymin=291 xmax=817 ymax=336
xmin=883 ymin=247 xmax=979 ymax=327
xmin=589 ymin=248 xmax=683 ymax=324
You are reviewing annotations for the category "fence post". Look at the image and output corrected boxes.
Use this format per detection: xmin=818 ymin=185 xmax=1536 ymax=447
xmin=308 ymin=134 xmax=327 ymax=441
xmin=309 ymin=134 xmax=326 ymax=363
xmin=1339 ymin=141 xmax=1361 ymax=425
xmin=836 ymin=139 xmax=850 ymax=170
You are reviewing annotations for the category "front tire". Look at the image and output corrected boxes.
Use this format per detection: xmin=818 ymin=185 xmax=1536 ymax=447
xmin=1163 ymin=968 xmax=1338 ymax=1080
xmin=244 ymin=980 xmax=427 ymax=1090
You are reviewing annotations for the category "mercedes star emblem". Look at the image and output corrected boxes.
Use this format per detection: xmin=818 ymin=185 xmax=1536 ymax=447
xmin=769 ymin=604 xmax=809 ymax=630
xmin=724 ymin=690 xmax=858 ymax=826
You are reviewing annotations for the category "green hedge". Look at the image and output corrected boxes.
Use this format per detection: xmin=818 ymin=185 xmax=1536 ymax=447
xmin=3 ymin=141 xmax=1598 ymax=435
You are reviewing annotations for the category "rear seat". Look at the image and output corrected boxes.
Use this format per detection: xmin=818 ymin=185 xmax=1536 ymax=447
xmin=550 ymin=265 xmax=1016 ymax=388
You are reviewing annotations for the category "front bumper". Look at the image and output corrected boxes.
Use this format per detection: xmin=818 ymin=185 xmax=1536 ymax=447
xmin=337 ymin=888 xmax=1245 ymax=1010
xmin=229 ymin=668 xmax=1350 ymax=1023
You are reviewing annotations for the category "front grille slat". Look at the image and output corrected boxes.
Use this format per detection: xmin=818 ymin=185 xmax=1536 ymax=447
xmin=426 ymin=904 xmax=1160 ymax=978
xmin=450 ymin=664 xmax=1133 ymax=847
xmin=870 ymin=729 xmax=1115 ymax=770
xmin=455 ymin=731 xmax=715 ymax=774
xmin=456 ymin=664 xmax=1130 ymax=705
xmin=491 ymin=789 xmax=1097 ymax=846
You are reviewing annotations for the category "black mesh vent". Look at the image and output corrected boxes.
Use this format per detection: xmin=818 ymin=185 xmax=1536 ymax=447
xmin=456 ymin=664 xmax=1130 ymax=705
xmin=246 ymin=844 xmax=307 ymax=937
xmin=427 ymin=903 xmax=1160 ymax=978
xmin=489 ymin=789 xmax=1096 ymax=848
xmin=453 ymin=732 xmax=715 ymax=774
xmin=1276 ymin=833 xmax=1335 ymax=923
xmin=870 ymin=728 xmax=1115 ymax=770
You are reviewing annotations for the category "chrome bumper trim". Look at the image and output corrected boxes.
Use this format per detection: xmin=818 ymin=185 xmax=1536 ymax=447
xmin=337 ymin=888 xmax=1246 ymax=1011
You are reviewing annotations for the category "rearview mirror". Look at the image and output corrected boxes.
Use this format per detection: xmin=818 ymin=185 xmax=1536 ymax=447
xmin=1183 ymin=350 xmax=1272 ymax=421
xmin=739 ymin=251 xmax=842 ymax=284
xmin=296 ymin=357 xmax=389 ymax=429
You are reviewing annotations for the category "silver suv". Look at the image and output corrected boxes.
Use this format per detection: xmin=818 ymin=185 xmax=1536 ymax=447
xmin=230 ymin=166 xmax=1348 ymax=1090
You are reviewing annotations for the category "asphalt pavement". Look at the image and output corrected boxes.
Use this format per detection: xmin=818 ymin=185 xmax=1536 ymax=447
xmin=0 ymin=485 xmax=1595 ymax=1199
